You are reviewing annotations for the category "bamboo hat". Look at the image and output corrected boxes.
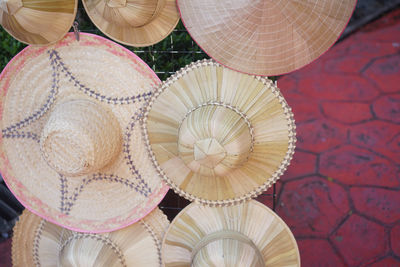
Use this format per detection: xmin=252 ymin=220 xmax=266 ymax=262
xmin=162 ymin=200 xmax=300 ymax=266
xmin=0 ymin=32 xmax=169 ymax=233
xmin=144 ymin=60 xmax=296 ymax=206
xmin=82 ymin=0 xmax=180 ymax=47
xmin=12 ymin=208 xmax=169 ymax=266
xmin=0 ymin=0 xmax=77 ymax=45
xmin=178 ymin=0 xmax=357 ymax=76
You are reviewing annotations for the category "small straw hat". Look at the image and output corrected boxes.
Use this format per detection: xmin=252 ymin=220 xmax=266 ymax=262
xmin=144 ymin=60 xmax=296 ymax=206
xmin=12 ymin=208 xmax=169 ymax=266
xmin=162 ymin=200 xmax=300 ymax=266
xmin=0 ymin=32 xmax=169 ymax=233
xmin=178 ymin=0 xmax=357 ymax=76
xmin=0 ymin=0 xmax=77 ymax=45
xmin=82 ymin=0 xmax=180 ymax=47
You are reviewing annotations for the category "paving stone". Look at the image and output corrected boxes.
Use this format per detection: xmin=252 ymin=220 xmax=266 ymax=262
xmin=324 ymin=55 xmax=371 ymax=74
xmin=284 ymin=92 xmax=322 ymax=123
xmin=364 ymin=54 xmax=400 ymax=93
xmin=331 ymin=215 xmax=387 ymax=266
xmin=296 ymin=119 xmax=348 ymax=153
xmin=369 ymin=256 xmax=400 ymax=267
xmin=391 ymin=224 xmax=400 ymax=257
xmin=350 ymin=120 xmax=400 ymax=161
xmin=298 ymin=74 xmax=380 ymax=101
xmin=281 ymin=150 xmax=317 ymax=181
xmin=322 ymin=101 xmax=372 ymax=124
xmin=297 ymin=239 xmax=345 ymax=267
xmin=351 ymin=187 xmax=400 ymax=224
xmin=255 ymin=181 xmax=282 ymax=209
xmin=319 ymin=145 xmax=400 ymax=187
xmin=277 ymin=176 xmax=349 ymax=237
xmin=373 ymin=94 xmax=400 ymax=123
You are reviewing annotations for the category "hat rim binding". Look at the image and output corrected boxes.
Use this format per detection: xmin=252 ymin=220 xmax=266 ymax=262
xmin=12 ymin=208 xmax=170 ymax=266
xmin=82 ymin=0 xmax=180 ymax=47
xmin=176 ymin=0 xmax=357 ymax=76
xmin=0 ymin=32 xmax=169 ymax=233
xmin=143 ymin=59 xmax=296 ymax=207
xmin=0 ymin=0 xmax=78 ymax=46
xmin=161 ymin=200 xmax=301 ymax=266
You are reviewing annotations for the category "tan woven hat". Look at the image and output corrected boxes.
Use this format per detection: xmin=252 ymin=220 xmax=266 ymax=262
xmin=82 ymin=0 xmax=179 ymax=47
xmin=144 ymin=60 xmax=296 ymax=206
xmin=12 ymin=208 xmax=169 ymax=266
xmin=162 ymin=200 xmax=300 ymax=266
xmin=178 ymin=0 xmax=357 ymax=76
xmin=0 ymin=32 xmax=169 ymax=233
xmin=0 ymin=0 xmax=77 ymax=45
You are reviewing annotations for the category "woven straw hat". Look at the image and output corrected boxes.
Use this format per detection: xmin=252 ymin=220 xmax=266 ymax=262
xmin=144 ymin=60 xmax=296 ymax=206
xmin=82 ymin=0 xmax=179 ymax=47
xmin=178 ymin=0 xmax=357 ymax=76
xmin=0 ymin=0 xmax=77 ymax=45
xmin=162 ymin=200 xmax=300 ymax=266
xmin=12 ymin=208 xmax=169 ymax=266
xmin=0 ymin=32 xmax=169 ymax=233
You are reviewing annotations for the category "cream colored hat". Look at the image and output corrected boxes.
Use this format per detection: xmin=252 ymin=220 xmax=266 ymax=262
xmin=162 ymin=200 xmax=300 ymax=266
xmin=144 ymin=60 xmax=296 ymax=206
xmin=12 ymin=208 xmax=169 ymax=266
xmin=0 ymin=0 xmax=77 ymax=45
xmin=82 ymin=0 xmax=180 ymax=47
xmin=178 ymin=0 xmax=357 ymax=76
xmin=0 ymin=32 xmax=169 ymax=233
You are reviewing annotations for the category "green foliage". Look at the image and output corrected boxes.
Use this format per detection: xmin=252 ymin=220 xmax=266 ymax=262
xmin=0 ymin=28 xmax=26 ymax=71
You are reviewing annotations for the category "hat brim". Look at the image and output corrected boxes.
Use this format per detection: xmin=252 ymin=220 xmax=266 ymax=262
xmin=1 ymin=0 xmax=78 ymax=46
xmin=177 ymin=0 xmax=357 ymax=76
xmin=82 ymin=0 xmax=180 ymax=47
xmin=12 ymin=208 xmax=169 ymax=266
xmin=162 ymin=200 xmax=300 ymax=266
xmin=144 ymin=60 xmax=296 ymax=206
xmin=0 ymin=32 xmax=169 ymax=233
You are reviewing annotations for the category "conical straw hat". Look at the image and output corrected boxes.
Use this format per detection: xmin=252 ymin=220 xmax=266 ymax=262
xmin=0 ymin=0 xmax=77 ymax=45
xmin=178 ymin=0 xmax=357 ymax=76
xmin=82 ymin=0 xmax=180 ymax=47
xmin=12 ymin=208 xmax=169 ymax=267
xmin=162 ymin=200 xmax=300 ymax=266
xmin=144 ymin=60 xmax=296 ymax=206
xmin=0 ymin=32 xmax=169 ymax=233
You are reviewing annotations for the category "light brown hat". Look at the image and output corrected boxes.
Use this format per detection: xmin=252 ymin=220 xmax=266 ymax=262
xmin=82 ymin=0 xmax=180 ymax=47
xmin=12 ymin=208 xmax=169 ymax=267
xmin=144 ymin=60 xmax=296 ymax=206
xmin=162 ymin=200 xmax=300 ymax=266
xmin=0 ymin=0 xmax=77 ymax=45
xmin=178 ymin=0 xmax=357 ymax=76
xmin=0 ymin=32 xmax=168 ymax=233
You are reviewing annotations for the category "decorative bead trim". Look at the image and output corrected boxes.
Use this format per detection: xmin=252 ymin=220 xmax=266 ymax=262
xmin=140 ymin=220 xmax=163 ymax=266
xmin=32 ymin=219 xmax=45 ymax=267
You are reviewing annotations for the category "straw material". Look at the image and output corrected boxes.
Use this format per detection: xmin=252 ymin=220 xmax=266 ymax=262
xmin=0 ymin=32 xmax=169 ymax=233
xmin=0 ymin=0 xmax=77 ymax=45
xmin=178 ymin=0 xmax=357 ymax=76
xmin=144 ymin=60 xmax=296 ymax=206
xmin=162 ymin=200 xmax=300 ymax=266
xmin=12 ymin=208 xmax=169 ymax=267
xmin=82 ymin=0 xmax=179 ymax=47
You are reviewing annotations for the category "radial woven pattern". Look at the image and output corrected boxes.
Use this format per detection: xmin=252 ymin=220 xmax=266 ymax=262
xmin=144 ymin=60 xmax=296 ymax=206
xmin=162 ymin=200 xmax=300 ymax=266
xmin=82 ymin=0 xmax=180 ymax=47
xmin=178 ymin=0 xmax=357 ymax=76
xmin=0 ymin=0 xmax=77 ymax=45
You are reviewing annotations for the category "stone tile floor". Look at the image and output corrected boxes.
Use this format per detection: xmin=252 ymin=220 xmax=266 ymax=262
xmin=1 ymin=6 xmax=400 ymax=267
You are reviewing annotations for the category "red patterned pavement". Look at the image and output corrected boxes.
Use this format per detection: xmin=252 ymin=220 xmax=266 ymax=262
xmin=259 ymin=8 xmax=400 ymax=267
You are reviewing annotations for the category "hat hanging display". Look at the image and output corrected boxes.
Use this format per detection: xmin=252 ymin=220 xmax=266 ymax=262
xmin=162 ymin=200 xmax=300 ymax=266
xmin=144 ymin=59 xmax=296 ymax=206
xmin=177 ymin=0 xmax=357 ymax=76
xmin=12 ymin=208 xmax=169 ymax=266
xmin=0 ymin=0 xmax=77 ymax=45
xmin=0 ymin=32 xmax=169 ymax=233
xmin=82 ymin=0 xmax=180 ymax=47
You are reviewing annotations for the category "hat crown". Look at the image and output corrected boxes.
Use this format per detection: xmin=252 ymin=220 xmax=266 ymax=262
xmin=40 ymin=99 xmax=122 ymax=177
xmin=0 ymin=0 xmax=22 ymax=15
